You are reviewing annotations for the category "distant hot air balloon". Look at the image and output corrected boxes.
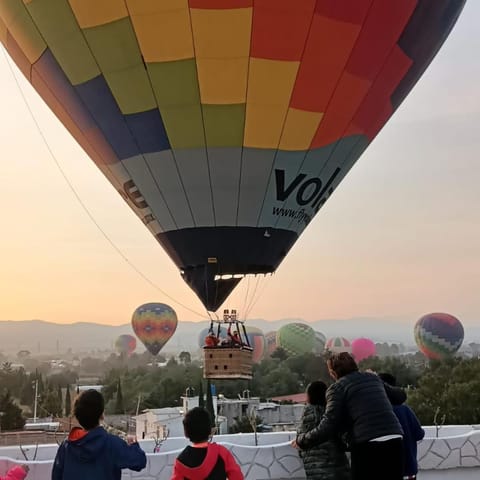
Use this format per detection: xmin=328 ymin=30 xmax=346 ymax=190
xmin=414 ymin=313 xmax=464 ymax=360
xmin=245 ymin=326 xmax=266 ymax=364
xmin=313 ymin=331 xmax=327 ymax=355
xmin=131 ymin=303 xmax=178 ymax=356
xmin=325 ymin=337 xmax=352 ymax=354
xmin=0 ymin=1 xmax=465 ymax=312
xmin=277 ymin=323 xmax=315 ymax=356
xmin=115 ymin=334 xmax=136 ymax=356
xmin=265 ymin=331 xmax=278 ymax=356
xmin=351 ymin=338 xmax=376 ymax=362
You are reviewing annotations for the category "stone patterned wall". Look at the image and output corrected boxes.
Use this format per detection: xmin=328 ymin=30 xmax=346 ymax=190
xmin=1 ymin=431 xmax=480 ymax=480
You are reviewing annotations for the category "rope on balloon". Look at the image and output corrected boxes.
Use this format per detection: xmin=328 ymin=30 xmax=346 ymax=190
xmin=244 ymin=274 xmax=272 ymax=320
xmin=1 ymin=48 xmax=208 ymax=320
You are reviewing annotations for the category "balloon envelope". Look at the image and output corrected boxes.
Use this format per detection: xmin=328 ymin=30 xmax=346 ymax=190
xmin=245 ymin=326 xmax=266 ymax=364
xmin=277 ymin=323 xmax=315 ymax=356
xmin=313 ymin=331 xmax=326 ymax=355
xmin=325 ymin=337 xmax=352 ymax=354
xmin=115 ymin=334 xmax=136 ymax=356
xmin=132 ymin=303 xmax=178 ymax=356
xmin=0 ymin=2 xmax=465 ymax=311
xmin=414 ymin=313 xmax=464 ymax=360
xmin=351 ymin=338 xmax=376 ymax=362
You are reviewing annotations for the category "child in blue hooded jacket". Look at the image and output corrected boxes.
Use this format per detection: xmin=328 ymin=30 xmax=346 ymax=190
xmin=52 ymin=389 xmax=146 ymax=480
xmin=379 ymin=373 xmax=425 ymax=480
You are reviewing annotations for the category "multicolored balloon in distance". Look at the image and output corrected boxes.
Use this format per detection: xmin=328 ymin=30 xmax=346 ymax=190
xmin=276 ymin=323 xmax=315 ymax=356
xmin=115 ymin=334 xmax=137 ymax=356
xmin=131 ymin=303 xmax=178 ymax=356
xmin=414 ymin=313 xmax=464 ymax=360
xmin=245 ymin=326 xmax=266 ymax=363
xmin=351 ymin=338 xmax=376 ymax=362
xmin=325 ymin=337 xmax=352 ymax=354
xmin=265 ymin=331 xmax=278 ymax=356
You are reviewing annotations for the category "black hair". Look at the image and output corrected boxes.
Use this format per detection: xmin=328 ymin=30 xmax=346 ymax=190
xmin=74 ymin=389 xmax=104 ymax=430
xmin=306 ymin=381 xmax=327 ymax=406
xmin=378 ymin=373 xmax=397 ymax=386
xmin=328 ymin=352 xmax=359 ymax=378
xmin=183 ymin=407 xmax=212 ymax=443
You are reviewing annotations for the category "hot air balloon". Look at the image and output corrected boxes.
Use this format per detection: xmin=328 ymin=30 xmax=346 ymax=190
xmin=115 ymin=334 xmax=136 ymax=356
xmin=414 ymin=313 xmax=464 ymax=360
xmin=265 ymin=331 xmax=278 ymax=356
xmin=313 ymin=331 xmax=327 ymax=355
xmin=131 ymin=303 xmax=177 ymax=356
xmin=325 ymin=337 xmax=351 ymax=354
xmin=351 ymin=338 xmax=376 ymax=362
xmin=245 ymin=326 xmax=266 ymax=363
xmin=276 ymin=323 xmax=315 ymax=356
xmin=0 ymin=1 xmax=465 ymax=312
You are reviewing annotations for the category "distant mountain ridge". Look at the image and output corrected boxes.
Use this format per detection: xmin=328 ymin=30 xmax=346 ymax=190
xmin=0 ymin=317 xmax=478 ymax=355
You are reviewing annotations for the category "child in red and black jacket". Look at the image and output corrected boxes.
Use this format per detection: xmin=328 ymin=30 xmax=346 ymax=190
xmin=171 ymin=407 xmax=243 ymax=480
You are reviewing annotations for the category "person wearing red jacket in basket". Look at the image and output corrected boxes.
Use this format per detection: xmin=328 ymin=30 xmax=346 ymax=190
xmin=0 ymin=464 xmax=29 ymax=480
xmin=171 ymin=407 xmax=243 ymax=480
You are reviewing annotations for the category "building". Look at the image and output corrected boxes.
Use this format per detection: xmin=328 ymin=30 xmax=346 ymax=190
xmin=134 ymin=408 xmax=185 ymax=440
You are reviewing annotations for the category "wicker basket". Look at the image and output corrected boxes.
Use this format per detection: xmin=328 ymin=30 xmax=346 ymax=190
xmin=203 ymin=347 xmax=253 ymax=379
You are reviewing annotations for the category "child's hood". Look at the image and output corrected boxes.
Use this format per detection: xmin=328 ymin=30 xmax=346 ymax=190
xmin=2 ymin=466 xmax=27 ymax=480
xmin=175 ymin=443 xmax=221 ymax=479
xmin=66 ymin=426 xmax=108 ymax=463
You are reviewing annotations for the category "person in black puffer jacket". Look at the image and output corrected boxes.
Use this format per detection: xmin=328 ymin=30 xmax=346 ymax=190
xmin=297 ymin=381 xmax=350 ymax=480
xmin=296 ymin=353 xmax=406 ymax=480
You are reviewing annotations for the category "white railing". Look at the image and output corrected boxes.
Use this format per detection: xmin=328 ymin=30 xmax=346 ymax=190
xmin=1 ymin=429 xmax=479 ymax=480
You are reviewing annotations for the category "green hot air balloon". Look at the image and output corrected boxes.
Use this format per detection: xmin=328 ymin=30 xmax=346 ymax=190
xmin=276 ymin=323 xmax=315 ymax=356
xmin=0 ymin=1 xmax=466 ymax=311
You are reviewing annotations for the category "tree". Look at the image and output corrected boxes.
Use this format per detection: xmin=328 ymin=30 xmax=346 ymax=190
xmin=179 ymin=351 xmax=191 ymax=364
xmin=40 ymin=384 xmax=62 ymax=417
xmin=65 ymin=385 xmax=72 ymax=416
xmin=57 ymin=384 xmax=63 ymax=416
xmin=206 ymin=380 xmax=215 ymax=427
xmin=198 ymin=381 xmax=205 ymax=409
xmin=0 ymin=391 xmax=25 ymax=431
xmin=114 ymin=379 xmax=125 ymax=414
xmin=408 ymin=358 xmax=480 ymax=425
xmin=270 ymin=348 xmax=289 ymax=361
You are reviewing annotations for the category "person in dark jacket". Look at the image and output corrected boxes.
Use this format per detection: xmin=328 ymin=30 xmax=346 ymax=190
xmin=296 ymin=353 xmax=406 ymax=480
xmin=171 ymin=407 xmax=243 ymax=480
xmin=51 ymin=389 xmax=146 ymax=480
xmin=379 ymin=373 xmax=425 ymax=480
xmin=297 ymin=381 xmax=350 ymax=480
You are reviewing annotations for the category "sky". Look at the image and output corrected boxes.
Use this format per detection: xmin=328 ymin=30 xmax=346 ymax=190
xmin=0 ymin=3 xmax=479 ymax=327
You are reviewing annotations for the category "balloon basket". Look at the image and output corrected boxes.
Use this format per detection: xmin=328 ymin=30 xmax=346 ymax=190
xmin=203 ymin=347 xmax=253 ymax=380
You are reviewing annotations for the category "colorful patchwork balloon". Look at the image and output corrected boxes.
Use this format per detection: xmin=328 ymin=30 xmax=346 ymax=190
xmin=276 ymin=323 xmax=315 ymax=356
xmin=325 ymin=337 xmax=352 ymax=354
xmin=414 ymin=313 xmax=464 ymax=360
xmin=351 ymin=338 xmax=376 ymax=362
xmin=0 ymin=1 xmax=465 ymax=312
xmin=131 ymin=303 xmax=178 ymax=356
xmin=115 ymin=334 xmax=136 ymax=356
